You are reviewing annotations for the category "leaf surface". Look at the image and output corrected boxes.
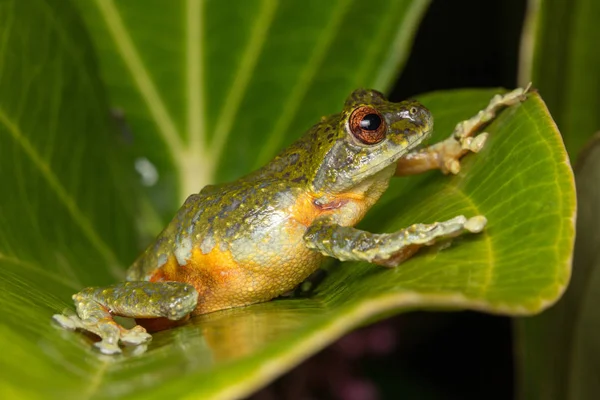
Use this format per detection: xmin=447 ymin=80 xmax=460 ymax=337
xmin=0 ymin=1 xmax=575 ymax=399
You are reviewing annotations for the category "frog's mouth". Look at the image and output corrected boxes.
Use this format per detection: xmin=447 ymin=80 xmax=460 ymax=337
xmin=349 ymin=126 xmax=433 ymax=183
xmin=312 ymin=123 xmax=432 ymax=194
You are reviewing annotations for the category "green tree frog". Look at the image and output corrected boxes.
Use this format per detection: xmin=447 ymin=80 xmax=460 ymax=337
xmin=53 ymin=87 xmax=528 ymax=354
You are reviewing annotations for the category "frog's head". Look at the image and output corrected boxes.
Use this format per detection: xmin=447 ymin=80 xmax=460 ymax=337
xmin=310 ymin=89 xmax=433 ymax=194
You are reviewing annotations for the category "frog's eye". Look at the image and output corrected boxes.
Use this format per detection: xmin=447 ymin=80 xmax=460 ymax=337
xmin=349 ymin=106 xmax=386 ymax=145
xmin=410 ymin=107 xmax=418 ymax=115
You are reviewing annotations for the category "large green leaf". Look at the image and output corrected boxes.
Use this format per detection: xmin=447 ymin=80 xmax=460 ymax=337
xmin=520 ymin=0 xmax=600 ymax=156
xmin=0 ymin=1 xmax=575 ymax=399
xmin=0 ymin=0 xmax=139 ymax=276
xmin=0 ymin=0 xmax=137 ymax=396
xmin=71 ymin=0 xmax=432 ymax=223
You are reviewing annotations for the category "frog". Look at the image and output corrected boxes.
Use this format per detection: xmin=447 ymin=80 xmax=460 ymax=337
xmin=53 ymin=86 xmax=529 ymax=354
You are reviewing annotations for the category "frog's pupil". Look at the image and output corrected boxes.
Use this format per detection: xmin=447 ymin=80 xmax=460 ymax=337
xmin=360 ymin=114 xmax=381 ymax=131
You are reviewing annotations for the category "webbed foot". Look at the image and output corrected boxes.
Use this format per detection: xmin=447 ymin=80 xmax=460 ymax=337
xmin=395 ymin=85 xmax=530 ymax=176
xmin=441 ymin=85 xmax=530 ymax=174
xmin=52 ymin=281 xmax=198 ymax=355
xmin=53 ymin=311 xmax=152 ymax=355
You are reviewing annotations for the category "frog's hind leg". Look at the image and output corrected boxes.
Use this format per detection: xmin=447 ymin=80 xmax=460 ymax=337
xmin=53 ymin=281 xmax=198 ymax=355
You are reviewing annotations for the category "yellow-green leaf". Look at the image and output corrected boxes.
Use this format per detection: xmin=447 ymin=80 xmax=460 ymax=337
xmin=0 ymin=0 xmax=575 ymax=399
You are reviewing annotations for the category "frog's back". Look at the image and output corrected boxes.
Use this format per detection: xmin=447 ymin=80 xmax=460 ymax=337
xmin=127 ymin=118 xmax=334 ymax=278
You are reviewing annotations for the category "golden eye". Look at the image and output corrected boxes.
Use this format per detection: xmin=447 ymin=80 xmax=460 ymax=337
xmin=349 ymin=106 xmax=386 ymax=145
xmin=410 ymin=107 xmax=418 ymax=115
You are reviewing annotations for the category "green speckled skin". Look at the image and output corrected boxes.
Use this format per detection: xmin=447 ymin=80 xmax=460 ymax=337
xmin=53 ymin=87 xmax=527 ymax=354
xmin=123 ymin=89 xmax=436 ymax=317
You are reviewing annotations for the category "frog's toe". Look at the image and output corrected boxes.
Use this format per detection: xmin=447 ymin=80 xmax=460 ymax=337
xmin=446 ymin=159 xmax=461 ymax=175
xmin=52 ymin=311 xmax=93 ymax=333
xmin=90 ymin=322 xmax=151 ymax=353
xmin=461 ymin=132 xmax=488 ymax=153
xmin=52 ymin=313 xmax=80 ymax=331
xmin=120 ymin=325 xmax=152 ymax=346
xmin=464 ymin=216 xmax=487 ymax=233
xmin=435 ymin=215 xmax=468 ymax=232
xmin=437 ymin=215 xmax=487 ymax=237
xmin=95 ymin=321 xmax=151 ymax=352
xmin=442 ymin=131 xmax=487 ymax=175
xmin=95 ymin=340 xmax=122 ymax=355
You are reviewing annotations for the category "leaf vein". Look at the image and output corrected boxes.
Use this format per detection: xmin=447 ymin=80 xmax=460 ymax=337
xmin=210 ymin=0 xmax=278 ymax=167
xmin=187 ymin=0 xmax=204 ymax=149
xmin=0 ymin=107 xmax=122 ymax=276
xmin=0 ymin=252 xmax=80 ymax=290
xmin=93 ymin=0 xmax=183 ymax=156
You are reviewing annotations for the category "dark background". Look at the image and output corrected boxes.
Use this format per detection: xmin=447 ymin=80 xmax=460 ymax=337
xmin=394 ymin=0 xmax=525 ymax=99
xmin=252 ymin=1 xmax=527 ymax=399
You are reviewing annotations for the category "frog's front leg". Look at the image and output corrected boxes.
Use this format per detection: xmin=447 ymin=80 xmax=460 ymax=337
xmin=52 ymin=281 xmax=198 ymax=354
xmin=303 ymin=215 xmax=487 ymax=267
xmin=396 ymin=85 xmax=530 ymax=176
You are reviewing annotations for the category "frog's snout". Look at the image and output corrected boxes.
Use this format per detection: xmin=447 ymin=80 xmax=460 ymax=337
xmin=390 ymin=105 xmax=433 ymax=144
xmin=413 ymin=107 xmax=434 ymax=136
xmin=409 ymin=107 xmax=433 ymax=144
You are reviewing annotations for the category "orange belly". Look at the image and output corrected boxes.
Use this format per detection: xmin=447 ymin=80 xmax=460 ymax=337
xmin=150 ymin=241 xmax=321 ymax=315
xmin=148 ymin=191 xmax=371 ymax=315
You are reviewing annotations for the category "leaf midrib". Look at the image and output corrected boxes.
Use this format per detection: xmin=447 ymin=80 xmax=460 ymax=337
xmin=186 ymin=0 xmax=203 ymax=152
xmin=92 ymin=0 xmax=213 ymax=202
